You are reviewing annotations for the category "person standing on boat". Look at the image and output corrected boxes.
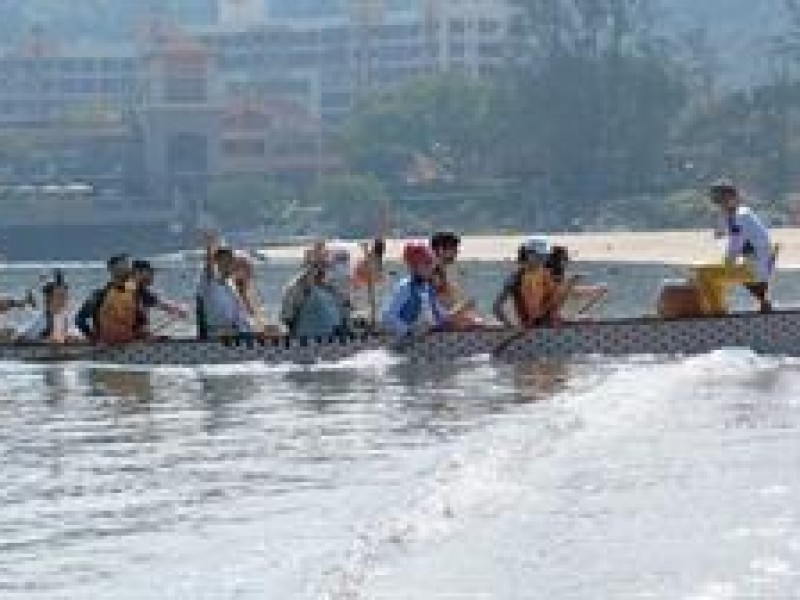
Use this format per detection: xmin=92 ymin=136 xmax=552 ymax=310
xmin=131 ymin=260 xmax=188 ymax=339
xmin=197 ymin=233 xmax=253 ymax=339
xmin=381 ymin=242 xmax=449 ymax=338
xmin=493 ymin=238 xmax=572 ymax=328
xmin=694 ymin=180 xmax=775 ymax=314
xmin=19 ymin=272 xmax=79 ymax=343
xmin=430 ymin=231 xmax=483 ymax=328
xmin=76 ymin=254 xmax=140 ymax=344
xmin=280 ymin=242 xmax=351 ymax=339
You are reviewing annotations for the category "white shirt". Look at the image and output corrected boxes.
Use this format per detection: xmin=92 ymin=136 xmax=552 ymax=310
xmin=717 ymin=205 xmax=773 ymax=282
xmin=19 ymin=311 xmax=74 ymax=341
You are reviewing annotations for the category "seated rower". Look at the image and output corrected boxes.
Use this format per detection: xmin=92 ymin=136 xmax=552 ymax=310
xmin=0 ymin=290 xmax=35 ymax=314
xmin=280 ymin=242 xmax=350 ymax=339
xmin=430 ymin=230 xmax=484 ymax=328
xmin=694 ymin=180 xmax=775 ymax=314
xmin=351 ymin=238 xmax=387 ymax=326
xmin=18 ymin=272 xmax=79 ymax=343
xmin=493 ymin=238 xmax=573 ymax=328
xmin=544 ymin=245 xmax=607 ymax=318
xmin=76 ymin=254 xmax=140 ymax=344
xmin=197 ymin=232 xmax=253 ymax=339
xmin=132 ymin=260 xmax=188 ymax=339
xmin=381 ymin=242 xmax=449 ymax=338
xmin=232 ymin=253 xmax=267 ymax=332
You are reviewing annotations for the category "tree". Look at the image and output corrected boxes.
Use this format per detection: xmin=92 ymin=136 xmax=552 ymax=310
xmin=503 ymin=0 xmax=686 ymax=221
xmin=306 ymin=173 xmax=390 ymax=237
xmin=339 ymin=75 xmax=501 ymax=183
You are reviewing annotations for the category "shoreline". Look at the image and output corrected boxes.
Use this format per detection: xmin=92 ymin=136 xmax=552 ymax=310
xmin=265 ymin=228 xmax=800 ymax=269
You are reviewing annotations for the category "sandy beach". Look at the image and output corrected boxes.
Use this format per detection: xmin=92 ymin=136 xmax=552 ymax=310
xmin=266 ymin=228 xmax=800 ymax=269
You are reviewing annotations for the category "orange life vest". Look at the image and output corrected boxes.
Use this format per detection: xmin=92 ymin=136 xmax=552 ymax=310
xmin=512 ymin=268 xmax=557 ymax=327
xmin=95 ymin=282 xmax=138 ymax=344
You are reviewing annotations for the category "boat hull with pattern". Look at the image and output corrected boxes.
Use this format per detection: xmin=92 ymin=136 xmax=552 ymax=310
xmin=0 ymin=310 xmax=798 ymax=365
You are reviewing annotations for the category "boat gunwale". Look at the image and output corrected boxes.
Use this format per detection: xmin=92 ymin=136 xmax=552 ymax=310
xmin=1 ymin=308 xmax=797 ymax=352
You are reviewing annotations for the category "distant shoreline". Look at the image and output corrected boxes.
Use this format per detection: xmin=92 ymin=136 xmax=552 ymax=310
xmin=264 ymin=228 xmax=800 ymax=269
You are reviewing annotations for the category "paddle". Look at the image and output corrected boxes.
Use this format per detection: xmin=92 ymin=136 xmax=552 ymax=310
xmin=363 ymin=202 xmax=388 ymax=331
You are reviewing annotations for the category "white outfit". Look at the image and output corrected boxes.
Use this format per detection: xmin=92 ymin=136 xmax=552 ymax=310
xmin=717 ymin=206 xmax=773 ymax=282
xmin=19 ymin=311 xmax=74 ymax=341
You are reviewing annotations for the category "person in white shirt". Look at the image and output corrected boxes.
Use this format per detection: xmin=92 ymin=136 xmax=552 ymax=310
xmin=19 ymin=274 xmax=79 ymax=343
xmin=196 ymin=232 xmax=253 ymax=339
xmin=707 ymin=180 xmax=775 ymax=313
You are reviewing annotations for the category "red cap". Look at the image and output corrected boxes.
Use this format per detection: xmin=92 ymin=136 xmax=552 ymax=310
xmin=403 ymin=242 xmax=435 ymax=267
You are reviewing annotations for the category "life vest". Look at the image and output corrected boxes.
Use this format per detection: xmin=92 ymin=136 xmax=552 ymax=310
xmin=512 ymin=268 xmax=556 ymax=327
xmin=94 ymin=282 xmax=138 ymax=344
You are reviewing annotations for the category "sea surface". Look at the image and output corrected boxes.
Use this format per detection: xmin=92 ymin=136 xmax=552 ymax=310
xmin=0 ymin=260 xmax=799 ymax=600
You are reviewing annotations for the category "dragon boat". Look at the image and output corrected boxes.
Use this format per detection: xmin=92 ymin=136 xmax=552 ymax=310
xmin=0 ymin=309 xmax=797 ymax=365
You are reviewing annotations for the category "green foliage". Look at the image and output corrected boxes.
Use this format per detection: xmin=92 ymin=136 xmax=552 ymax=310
xmin=306 ymin=174 xmax=390 ymax=237
xmin=339 ymin=75 xmax=501 ymax=182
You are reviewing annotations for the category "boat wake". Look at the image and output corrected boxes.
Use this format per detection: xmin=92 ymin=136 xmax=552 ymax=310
xmin=315 ymin=349 xmax=800 ymax=599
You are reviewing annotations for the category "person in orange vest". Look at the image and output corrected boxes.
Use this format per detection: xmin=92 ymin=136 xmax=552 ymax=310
xmin=76 ymin=254 xmax=139 ymax=344
xmin=493 ymin=238 xmax=571 ymax=328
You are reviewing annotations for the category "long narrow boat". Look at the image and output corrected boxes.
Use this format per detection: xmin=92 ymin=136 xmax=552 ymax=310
xmin=0 ymin=310 xmax=797 ymax=365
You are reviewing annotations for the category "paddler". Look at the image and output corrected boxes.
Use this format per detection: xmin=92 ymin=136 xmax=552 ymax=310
xmin=76 ymin=254 xmax=139 ymax=344
xmin=381 ymin=242 xmax=450 ymax=337
xmin=492 ymin=237 xmax=572 ymax=328
xmin=18 ymin=271 xmax=79 ymax=343
xmin=694 ymin=180 xmax=775 ymax=314
xmin=279 ymin=241 xmax=351 ymax=338
xmin=231 ymin=253 xmax=270 ymax=333
xmin=131 ymin=260 xmax=188 ymax=339
xmin=429 ymin=230 xmax=483 ymax=328
xmin=0 ymin=291 xmax=34 ymax=314
xmin=197 ymin=232 xmax=253 ymax=339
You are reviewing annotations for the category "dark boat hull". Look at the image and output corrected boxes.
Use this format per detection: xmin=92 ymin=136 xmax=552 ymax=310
xmin=0 ymin=310 xmax=798 ymax=365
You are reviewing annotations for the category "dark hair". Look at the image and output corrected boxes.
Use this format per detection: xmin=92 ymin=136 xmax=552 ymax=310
xmin=545 ymin=245 xmax=570 ymax=281
xmin=42 ymin=281 xmax=67 ymax=298
xmin=214 ymin=247 xmax=234 ymax=261
xmin=107 ymin=253 xmax=130 ymax=271
xmin=430 ymin=231 xmax=461 ymax=251
xmin=132 ymin=259 xmax=153 ymax=273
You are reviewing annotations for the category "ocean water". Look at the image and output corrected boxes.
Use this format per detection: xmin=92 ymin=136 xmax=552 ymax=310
xmin=0 ymin=261 xmax=799 ymax=600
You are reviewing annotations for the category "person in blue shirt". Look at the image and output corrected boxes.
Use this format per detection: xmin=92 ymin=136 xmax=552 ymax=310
xmin=381 ymin=242 xmax=449 ymax=337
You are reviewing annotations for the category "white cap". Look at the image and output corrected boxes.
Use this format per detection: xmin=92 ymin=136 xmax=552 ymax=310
xmin=522 ymin=237 xmax=551 ymax=257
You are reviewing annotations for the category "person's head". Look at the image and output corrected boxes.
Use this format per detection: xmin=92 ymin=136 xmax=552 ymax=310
xmin=132 ymin=259 xmax=154 ymax=288
xmin=303 ymin=241 xmax=331 ymax=283
xmin=42 ymin=281 xmax=68 ymax=314
xmin=709 ymin=179 xmax=740 ymax=212
xmin=106 ymin=254 xmax=132 ymax=284
xmin=517 ymin=237 xmax=550 ymax=270
xmin=430 ymin=231 xmax=461 ymax=265
xmin=545 ymin=245 xmax=570 ymax=279
xmin=403 ymin=242 xmax=436 ymax=281
xmin=214 ymin=246 xmax=236 ymax=278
